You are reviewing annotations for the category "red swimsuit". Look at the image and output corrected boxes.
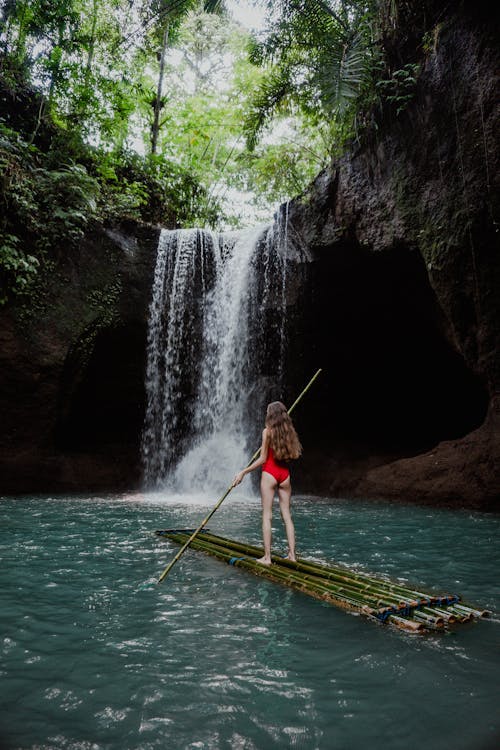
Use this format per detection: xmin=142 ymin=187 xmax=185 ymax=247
xmin=262 ymin=445 xmax=290 ymax=485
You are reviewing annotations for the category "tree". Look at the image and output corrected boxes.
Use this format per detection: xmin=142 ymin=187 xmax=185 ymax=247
xmin=0 ymin=0 xmax=376 ymax=231
xmin=244 ymin=0 xmax=377 ymax=150
xmin=146 ymin=1 xmax=226 ymax=154
xmin=140 ymin=8 xmax=332 ymax=224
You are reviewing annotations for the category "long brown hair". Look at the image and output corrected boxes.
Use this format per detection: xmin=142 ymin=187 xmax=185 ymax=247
xmin=265 ymin=401 xmax=302 ymax=461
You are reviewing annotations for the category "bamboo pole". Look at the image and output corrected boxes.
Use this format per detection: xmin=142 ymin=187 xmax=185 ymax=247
xmin=452 ymin=603 xmax=490 ymax=618
xmin=386 ymin=614 xmax=424 ymax=633
xmin=424 ymin=607 xmax=457 ymax=624
xmin=412 ymin=610 xmax=445 ymax=628
xmin=157 ymin=369 xmax=323 ymax=583
xmin=446 ymin=607 xmax=473 ymax=622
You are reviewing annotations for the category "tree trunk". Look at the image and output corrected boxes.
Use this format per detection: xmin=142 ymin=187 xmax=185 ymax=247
xmin=82 ymin=0 xmax=98 ymax=114
xmin=151 ymin=22 xmax=169 ymax=155
xmin=14 ymin=1 xmax=30 ymax=63
xmin=48 ymin=24 xmax=65 ymax=108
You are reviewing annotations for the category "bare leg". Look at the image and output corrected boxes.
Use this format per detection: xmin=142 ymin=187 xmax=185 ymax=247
xmin=278 ymin=477 xmax=296 ymax=561
xmin=258 ymin=472 xmax=276 ymax=564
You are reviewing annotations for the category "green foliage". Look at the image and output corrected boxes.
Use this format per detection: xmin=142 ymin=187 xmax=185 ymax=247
xmin=242 ymin=2 xmax=428 ymax=158
xmin=0 ymin=0 xmax=354 ymax=235
xmin=0 ymin=0 xmax=427 ymax=290
xmin=94 ymin=149 xmax=220 ymax=227
xmin=141 ymin=7 xmax=336 ymax=223
xmin=244 ymin=64 xmax=294 ymax=152
xmin=0 ymin=112 xmax=217 ymax=304
xmin=0 ymin=118 xmax=100 ymax=302
xmin=375 ymin=63 xmax=420 ymax=116
xmin=422 ymin=24 xmax=443 ymax=57
xmin=0 ymin=234 xmax=39 ymax=304
xmin=35 ymin=164 xmax=100 ymax=245
xmin=238 ymin=110 xmax=337 ymax=209
xmin=243 ymin=0 xmax=376 ymax=151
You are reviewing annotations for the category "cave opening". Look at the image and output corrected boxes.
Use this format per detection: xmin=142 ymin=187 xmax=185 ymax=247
xmin=293 ymin=241 xmax=489 ymax=457
xmin=57 ymin=321 xmax=147 ymax=455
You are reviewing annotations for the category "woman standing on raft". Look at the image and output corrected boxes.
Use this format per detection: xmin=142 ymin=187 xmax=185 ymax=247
xmin=232 ymin=402 xmax=302 ymax=565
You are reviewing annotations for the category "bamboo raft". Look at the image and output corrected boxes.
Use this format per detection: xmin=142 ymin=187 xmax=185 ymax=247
xmin=156 ymin=529 xmax=490 ymax=633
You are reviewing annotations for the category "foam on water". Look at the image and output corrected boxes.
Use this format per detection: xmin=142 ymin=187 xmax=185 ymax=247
xmin=138 ymin=488 xmax=259 ymax=508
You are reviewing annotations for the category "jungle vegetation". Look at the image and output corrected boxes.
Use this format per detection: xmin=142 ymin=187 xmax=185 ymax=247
xmin=0 ymin=1 xmax=421 ymax=303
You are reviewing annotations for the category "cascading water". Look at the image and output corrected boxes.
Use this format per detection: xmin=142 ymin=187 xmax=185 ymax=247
xmin=142 ymin=213 xmax=292 ymax=493
xmin=141 ymin=228 xmax=219 ymax=485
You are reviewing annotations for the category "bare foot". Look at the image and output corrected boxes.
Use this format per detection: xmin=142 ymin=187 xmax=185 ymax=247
xmin=286 ymin=553 xmax=296 ymax=562
xmin=256 ymin=556 xmax=272 ymax=566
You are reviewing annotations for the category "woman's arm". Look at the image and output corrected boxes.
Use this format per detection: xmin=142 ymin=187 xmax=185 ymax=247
xmin=232 ymin=429 xmax=269 ymax=486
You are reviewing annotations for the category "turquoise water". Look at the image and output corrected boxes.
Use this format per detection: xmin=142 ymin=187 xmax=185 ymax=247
xmin=1 ymin=492 xmax=499 ymax=750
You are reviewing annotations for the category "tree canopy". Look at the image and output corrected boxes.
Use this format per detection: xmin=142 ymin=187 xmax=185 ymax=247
xmin=0 ymin=0 xmax=418 ymax=302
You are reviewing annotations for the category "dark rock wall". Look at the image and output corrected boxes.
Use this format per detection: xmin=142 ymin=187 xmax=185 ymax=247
xmin=281 ymin=3 xmax=499 ymax=508
xmin=0 ymin=221 xmax=159 ymax=492
xmin=294 ymin=6 xmax=499 ymax=390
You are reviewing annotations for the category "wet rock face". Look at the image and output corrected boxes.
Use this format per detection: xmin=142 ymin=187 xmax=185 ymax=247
xmin=286 ymin=242 xmax=487 ymax=446
xmin=287 ymin=9 xmax=499 ymax=394
xmin=281 ymin=6 xmax=499 ymax=507
xmin=282 ymin=239 xmax=495 ymax=506
xmin=0 ymin=221 xmax=160 ymax=493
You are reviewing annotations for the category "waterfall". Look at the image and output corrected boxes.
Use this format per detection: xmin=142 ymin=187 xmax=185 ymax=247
xmin=142 ymin=212 xmax=291 ymax=493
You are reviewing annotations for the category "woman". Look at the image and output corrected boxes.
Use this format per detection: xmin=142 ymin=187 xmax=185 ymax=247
xmin=232 ymin=401 xmax=302 ymax=565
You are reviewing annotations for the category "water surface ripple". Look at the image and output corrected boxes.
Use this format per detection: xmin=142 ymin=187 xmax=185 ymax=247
xmin=1 ymin=494 xmax=498 ymax=750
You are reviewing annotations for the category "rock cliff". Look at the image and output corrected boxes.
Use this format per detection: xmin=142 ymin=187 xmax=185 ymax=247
xmin=0 ymin=221 xmax=159 ymax=492
xmin=282 ymin=1 xmax=499 ymax=508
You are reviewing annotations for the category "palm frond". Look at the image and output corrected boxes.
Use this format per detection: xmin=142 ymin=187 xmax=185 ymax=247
xmin=244 ymin=65 xmax=295 ymax=150
xmin=202 ymin=0 xmax=226 ymax=15
xmin=245 ymin=1 xmax=376 ymax=148
xmin=315 ymin=31 xmax=369 ymax=113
